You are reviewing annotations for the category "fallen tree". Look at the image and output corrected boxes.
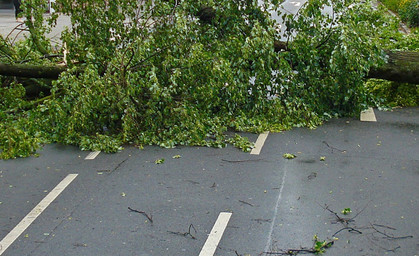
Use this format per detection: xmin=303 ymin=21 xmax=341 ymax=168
xmin=1 ymin=50 xmax=418 ymax=84
xmin=1 ymin=0 xmax=418 ymax=160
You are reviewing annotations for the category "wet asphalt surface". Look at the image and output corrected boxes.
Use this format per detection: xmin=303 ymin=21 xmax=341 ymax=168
xmin=1 ymin=107 xmax=418 ymax=256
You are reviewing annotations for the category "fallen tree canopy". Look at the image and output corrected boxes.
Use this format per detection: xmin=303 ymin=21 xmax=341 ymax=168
xmin=1 ymin=0 xmax=418 ymax=159
xmin=1 ymin=50 xmax=419 ymax=84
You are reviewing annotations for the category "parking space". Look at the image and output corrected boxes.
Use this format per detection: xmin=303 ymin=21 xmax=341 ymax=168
xmin=0 ymin=145 xmax=81 ymax=239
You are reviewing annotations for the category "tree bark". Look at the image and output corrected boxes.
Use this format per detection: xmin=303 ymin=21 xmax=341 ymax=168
xmin=367 ymin=51 xmax=419 ymax=84
xmin=0 ymin=52 xmax=418 ymax=84
xmin=0 ymin=63 xmax=66 ymax=79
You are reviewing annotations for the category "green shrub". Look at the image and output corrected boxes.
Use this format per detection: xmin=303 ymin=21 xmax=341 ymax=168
xmin=399 ymin=0 xmax=419 ymax=27
xmin=380 ymin=0 xmax=401 ymax=11
xmin=366 ymin=79 xmax=419 ymax=108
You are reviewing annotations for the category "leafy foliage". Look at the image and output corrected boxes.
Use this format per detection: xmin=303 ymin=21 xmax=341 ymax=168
xmin=380 ymin=0 xmax=419 ymax=28
xmin=380 ymin=0 xmax=401 ymax=12
xmin=0 ymin=0 xmax=408 ymax=159
xmin=278 ymin=0 xmax=387 ymax=116
xmin=366 ymin=79 xmax=419 ymax=108
xmin=399 ymin=0 xmax=419 ymax=28
xmin=312 ymin=235 xmax=335 ymax=254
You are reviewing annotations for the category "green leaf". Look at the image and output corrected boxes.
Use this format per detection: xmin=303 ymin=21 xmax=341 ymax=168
xmin=155 ymin=158 xmax=165 ymax=164
xmin=283 ymin=153 xmax=296 ymax=159
xmin=341 ymin=208 xmax=352 ymax=215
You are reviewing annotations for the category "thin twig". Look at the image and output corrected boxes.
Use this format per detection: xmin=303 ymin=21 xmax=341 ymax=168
xmin=386 ymin=246 xmax=401 ymax=252
xmin=263 ymin=239 xmax=334 ymax=255
xmin=252 ymin=218 xmax=272 ymax=224
xmin=333 ymin=227 xmax=362 ymax=237
xmin=366 ymin=235 xmax=402 ymax=253
xmin=168 ymin=224 xmax=197 ymax=239
xmin=184 ymin=179 xmax=200 ymax=185
xmin=315 ymin=1 xmax=336 ymax=50
xmin=129 ymin=46 xmax=169 ymax=71
xmin=239 ymin=200 xmax=254 ymax=207
xmin=128 ymin=207 xmax=153 ymax=223
xmin=372 ymin=223 xmax=396 ymax=230
xmin=320 ymin=204 xmax=353 ymax=225
xmin=348 ymin=202 xmax=370 ymax=221
xmin=263 ymin=248 xmax=316 ymax=255
xmin=222 ymin=159 xmax=263 ymax=163
xmin=370 ymin=223 xmax=413 ymax=240
xmin=322 ymin=141 xmax=346 ymax=153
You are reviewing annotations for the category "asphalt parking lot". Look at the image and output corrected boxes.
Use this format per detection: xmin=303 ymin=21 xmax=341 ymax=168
xmin=1 ymin=107 xmax=418 ymax=256
xmin=1 ymin=2 xmax=418 ymax=255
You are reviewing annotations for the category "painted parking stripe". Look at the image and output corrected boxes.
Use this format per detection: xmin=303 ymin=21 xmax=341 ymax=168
xmin=0 ymin=174 xmax=78 ymax=255
xmin=199 ymin=212 xmax=232 ymax=256
xmin=250 ymin=131 xmax=269 ymax=155
xmin=360 ymin=107 xmax=377 ymax=122
xmin=85 ymin=151 xmax=101 ymax=160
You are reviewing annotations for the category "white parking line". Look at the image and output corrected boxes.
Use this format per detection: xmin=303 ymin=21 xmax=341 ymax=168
xmin=85 ymin=151 xmax=101 ymax=160
xmin=251 ymin=131 xmax=269 ymax=155
xmin=0 ymin=174 xmax=78 ymax=255
xmin=360 ymin=107 xmax=377 ymax=122
xmin=199 ymin=212 xmax=232 ymax=256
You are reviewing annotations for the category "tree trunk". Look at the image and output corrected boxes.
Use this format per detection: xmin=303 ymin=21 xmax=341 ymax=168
xmin=0 ymin=63 xmax=66 ymax=79
xmin=0 ymin=52 xmax=418 ymax=84
xmin=367 ymin=51 xmax=419 ymax=84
